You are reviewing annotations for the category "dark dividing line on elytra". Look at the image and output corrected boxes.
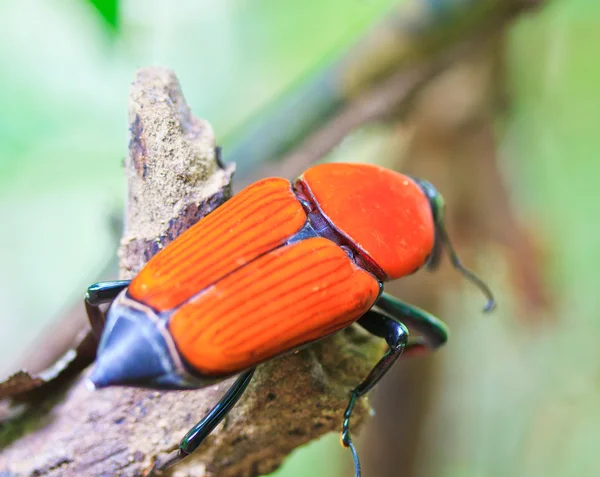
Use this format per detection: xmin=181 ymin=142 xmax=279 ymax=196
xmin=182 ymin=202 xmax=301 ymax=270
xmin=152 ymin=200 xmax=301 ymax=286
xmin=156 ymin=195 xmax=294 ymax=270
xmin=192 ymin=241 xmax=340 ymax=325
xmin=167 ymin=225 xmax=320 ymax=321
xmin=182 ymin=243 xmax=339 ymax=343
xmin=211 ymin=270 xmax=358 ymax=346
xmin=202 ymin=242 xmax=337 ymax=318
xmin=208 ymin=260 xmax=350 ymax=345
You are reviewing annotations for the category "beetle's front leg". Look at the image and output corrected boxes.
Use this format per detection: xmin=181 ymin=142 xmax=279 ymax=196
xmin=85 ymin=280 xmax=131 ymax=337
xmin=148 ymin=369 xmax=255 ymax=476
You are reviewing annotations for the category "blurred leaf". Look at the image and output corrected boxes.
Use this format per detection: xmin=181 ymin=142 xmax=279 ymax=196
xmin=86 ymin=0 xmax=118 ymax=29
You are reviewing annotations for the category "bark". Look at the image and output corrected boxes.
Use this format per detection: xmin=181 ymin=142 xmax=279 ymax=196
xmin=0 ymin=68 xmax=383 ymax=477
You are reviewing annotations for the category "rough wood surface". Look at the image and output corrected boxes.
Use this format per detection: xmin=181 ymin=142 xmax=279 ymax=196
xmin=0 ymin=68 xmax=383 ymax=477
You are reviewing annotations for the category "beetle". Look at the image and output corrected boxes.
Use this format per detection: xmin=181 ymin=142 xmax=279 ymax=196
xmin=85 ymin=162 xmax=495 ymax=477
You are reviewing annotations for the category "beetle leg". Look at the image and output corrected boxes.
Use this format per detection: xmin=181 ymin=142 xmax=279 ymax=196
xmin=375 ymin=292 xmax=449 ymax=357
xmin=340 ymin=295 xmax=450 ymax=476
xmin=341 ymin=309 xmax=409 ymax=477
xmin=148 ymin=369 xmax=255 ymax=476
xmin=85 ymin=280 xmax=131 ymax=338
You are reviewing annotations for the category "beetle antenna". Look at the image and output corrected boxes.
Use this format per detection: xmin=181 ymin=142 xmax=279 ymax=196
xmin=425 ymin=231 xmax=443 ymax=270
xmin=436 ymin=219 xmax=496 ymax=312
xmin=413 ymin=177 xmax=496 ymax=312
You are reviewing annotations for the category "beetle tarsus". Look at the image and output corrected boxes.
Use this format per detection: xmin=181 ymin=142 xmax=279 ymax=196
xmin=148 ymin=369 xmax=255 ymax=473
xmin=147 ymin=449 xmax=188 ymax=476
xmin=341 ymin=391 xmax=361 ymax=477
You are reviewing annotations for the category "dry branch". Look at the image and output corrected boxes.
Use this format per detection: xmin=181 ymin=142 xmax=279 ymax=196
xmin=0 ymin=68 xmax=383 ymax=477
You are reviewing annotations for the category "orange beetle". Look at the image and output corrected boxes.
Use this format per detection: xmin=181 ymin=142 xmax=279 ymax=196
xmin=86 ymin=162 xmax=494 ymax=476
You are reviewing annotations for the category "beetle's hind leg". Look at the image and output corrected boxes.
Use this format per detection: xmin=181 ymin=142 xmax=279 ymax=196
xmin=85 ymin=280 xmax=131 ymax=338
xmin=148 ymin=369 xmax=255 ymax=476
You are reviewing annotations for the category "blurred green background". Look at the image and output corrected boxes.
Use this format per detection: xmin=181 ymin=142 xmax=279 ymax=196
xmin=1 ymin=0 xmax=599 ymax=476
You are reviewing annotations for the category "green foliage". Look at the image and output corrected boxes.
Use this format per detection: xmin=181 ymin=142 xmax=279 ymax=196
xmin=87 ymin=0 xmax=119 ymax=29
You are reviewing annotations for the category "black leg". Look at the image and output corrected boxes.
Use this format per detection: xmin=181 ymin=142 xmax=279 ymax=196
xmin=149 ymin=369 xmax=255 ymax=476
xmin=341 ymin=295 xmax=450 ymax=477
xmin=375 ymin=292 xmax=449 ymax=357
xmin=341 ymin=309 xmax=409 ymax=477
xmin=85 ymin=280 xmax=131 ymax=338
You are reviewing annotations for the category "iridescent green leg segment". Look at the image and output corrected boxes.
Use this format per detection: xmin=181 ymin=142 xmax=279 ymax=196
xmin=85 ymin=280 xmax=131 ymax=338
xmin=376 ymin=292 xmax=449 ymax=356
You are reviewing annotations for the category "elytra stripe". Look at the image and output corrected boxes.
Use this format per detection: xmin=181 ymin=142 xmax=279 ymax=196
xmin=168 ymin=238 xmax=380 ymax=375
xmin=186 ymin=247 xmax=341 ymax=344
xmin=160 ymin=195 xmax=291 ymax=269
xmin=192 ymin=242 xmax=335 ymax=327
xmin=209 ymin=262 xmax=348 ymax=345
xmin=164 ymin=201 xmax=301 ymax=283
xmin=129 ymin=178 xmax=306 ymax=311
xmin=222 ymin=285 xmax=358 ymax=349
xmin=169 ymin=183 xmax=280 ymax=250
